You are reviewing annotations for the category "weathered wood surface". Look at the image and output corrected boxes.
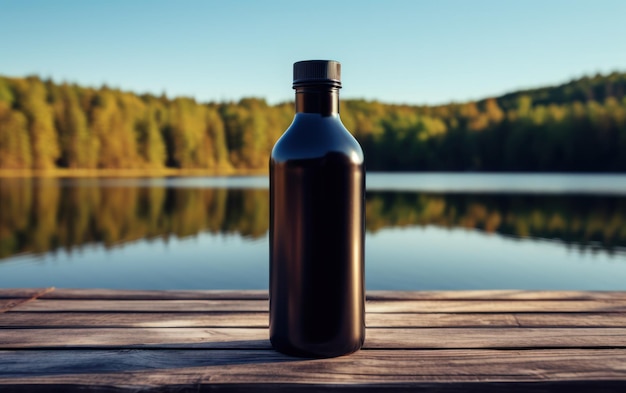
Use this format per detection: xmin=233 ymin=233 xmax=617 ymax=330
xmin=1 ymin=288 xmax=626 ymax=392
xmin=5 ymin=311 xmax=626 ymax=328
xmin=12 ymin=298 xmax=626 ymax=313
xmin=2 ymin=288 xmax=623 ymax=300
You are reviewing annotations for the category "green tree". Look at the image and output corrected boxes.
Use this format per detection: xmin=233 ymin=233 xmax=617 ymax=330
xmin=137 ymin=100 xmax=166 ymax=168
xmin=0 ymin=102 xmax=32 ymax=169
xmin=165 ymin=97 xmax=206 ymax=168
xmin=13 ymin=77 xmax=60 ymax=169
xmin=55 ymin=84 xmax=93 ymax=168
xmin=90 ymin=89 xmax=139 ymax=168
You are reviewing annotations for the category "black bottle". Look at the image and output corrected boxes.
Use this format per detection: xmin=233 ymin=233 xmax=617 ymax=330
xmin=269 ymin=60 xmax=365 ymax=358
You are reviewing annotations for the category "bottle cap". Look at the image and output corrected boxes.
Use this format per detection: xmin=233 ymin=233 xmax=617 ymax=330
xmin=293 ymin=60 xmax=341 ymax=88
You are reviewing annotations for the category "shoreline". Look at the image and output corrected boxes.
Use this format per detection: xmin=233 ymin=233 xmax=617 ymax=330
xmin=0 ymin=168 xmax=269 ymax=178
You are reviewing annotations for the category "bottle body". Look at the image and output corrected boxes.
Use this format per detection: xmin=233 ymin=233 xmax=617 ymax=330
xmin=269 ymin=113 xmax=365 ymax=358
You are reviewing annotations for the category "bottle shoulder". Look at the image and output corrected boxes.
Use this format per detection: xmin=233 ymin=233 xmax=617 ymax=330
xmin=271 ymin=113 xmax=364 ymax=163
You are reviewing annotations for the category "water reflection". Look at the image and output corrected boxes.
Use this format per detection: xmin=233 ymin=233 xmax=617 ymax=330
xmin=0 ymin=178 xmax=268 ymax=259
xmin=366 ymin=192 xmax=626 ymax=255
xmin=1 ymin=177 xmax=625 ymax=260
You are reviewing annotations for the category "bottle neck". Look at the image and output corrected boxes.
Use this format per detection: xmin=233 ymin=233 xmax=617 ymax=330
xmin=295 ymin=86 xmax=340 ymax=116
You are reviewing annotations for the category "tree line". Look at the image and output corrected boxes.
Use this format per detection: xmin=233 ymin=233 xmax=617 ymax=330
xmin=1 ymin=179 xmax=624 ymax=259
xmin=0 ymin=72 xmax=625 ymax=172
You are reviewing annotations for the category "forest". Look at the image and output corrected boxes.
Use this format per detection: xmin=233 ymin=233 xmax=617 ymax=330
xmin=0 ymin=72 xmax=625 ymax=172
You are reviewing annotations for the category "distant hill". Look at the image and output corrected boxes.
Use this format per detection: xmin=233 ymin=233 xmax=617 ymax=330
xmin=1 ymin=72 xmax=625 ymax=172
xmin=493 ymin=72 xmax=626 ymax=109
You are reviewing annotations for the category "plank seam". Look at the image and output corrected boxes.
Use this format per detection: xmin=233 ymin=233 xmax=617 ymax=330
xmin=3 ymin=325 xmax=625 ymax=329
xmin=3 ymin=345 xmax=626 ymax=351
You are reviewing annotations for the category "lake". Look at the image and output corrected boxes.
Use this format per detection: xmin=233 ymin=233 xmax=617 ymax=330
xmin=1 ymin=173 xmax=625 ymax=290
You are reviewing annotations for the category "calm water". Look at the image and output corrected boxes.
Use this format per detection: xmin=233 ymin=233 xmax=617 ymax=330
xmin=1 ymin=173 xmax=625 ymax=290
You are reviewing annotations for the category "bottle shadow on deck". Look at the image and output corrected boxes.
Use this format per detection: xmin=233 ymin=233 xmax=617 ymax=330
xmin=0 ymin=340 xmax=311 ymax=379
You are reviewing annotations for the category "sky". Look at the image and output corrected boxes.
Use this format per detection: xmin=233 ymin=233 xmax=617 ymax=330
xmin=1 ymin=0 xmax=625 ymax=105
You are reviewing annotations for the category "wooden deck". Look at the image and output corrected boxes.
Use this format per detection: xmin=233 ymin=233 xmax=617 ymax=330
xmin=1 ymin=288 xmax=626 ymax=392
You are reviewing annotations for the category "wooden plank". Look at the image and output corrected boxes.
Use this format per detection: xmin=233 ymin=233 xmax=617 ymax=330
xmin=11 ymin=298 xmax=626 ymax=313
xmin=366 ymin=300 xmax=626 ymax=313
xmin=11 ymin=299 xmax=268 ymax=312
xmin=2 ymin=289 xmax=624 ymax=301
xmin=515 ymin=313 xmax=626 ymax=327
xmin=0 ymin=327 xmax=269 ymax=349
xmin=6 ymin=312 xmax=626 ymax=328
xmin=0 ymin=349 xmax=625 ymax=386
xmin=0 ymin=312 xmax=521 ymax=328
xmin=0 ymin=299 xmax=19 ymax=313
xmin=0 ymin=289 xmax=50 ymax=299
xmin=2 ymin=327 xmax=626 ymax=349
xmin=0 ymin=288 xmax=55 ymax=313
xmin=0 ymin=312 xmax=271 ymax=328
xmin=373 ymin=312 xmax=626 ymax=328
xmin=367 ymin=290 xmax=626 ymax=301
xmin=28 ymin=289 xmax=267 ymax=300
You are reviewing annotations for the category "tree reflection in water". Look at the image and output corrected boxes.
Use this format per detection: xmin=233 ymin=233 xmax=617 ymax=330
xmin=1 ymin=177 xmax=625 ymax=260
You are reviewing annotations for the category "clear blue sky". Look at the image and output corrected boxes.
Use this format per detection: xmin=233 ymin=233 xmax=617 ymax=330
xmin=1 ymin=0 xmax=625 ymax=105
